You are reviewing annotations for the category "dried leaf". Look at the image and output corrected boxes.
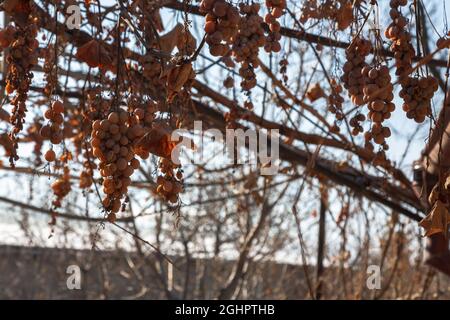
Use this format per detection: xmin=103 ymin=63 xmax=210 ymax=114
xmin=75 ymin=40 xmax=113 ymax=71
xmin=159 ymin=24 xmax=197 ymax=56
xmin=134 ymin=123 xmax=177 ymax=159
xmin=166 ymin=62 xmax=194 ymax=102
xmin=419 ymin=200 xmax=450 ymax=237
xmin=159 ymin=24 xmax=182 ymax=54
xmin=306 ymin=83 xmax=325 ymax=102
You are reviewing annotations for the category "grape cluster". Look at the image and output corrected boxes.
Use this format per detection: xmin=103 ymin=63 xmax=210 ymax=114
xmin=83 ymin=88 xmax=109 ymax=122
xmin=349 ymin=113 xmax=365 ymax=136
xmin=79 ymin=142 xmax=95 ymax=189
xmin=384 ymin=0 xmax=413 ymax=83
xmin=91 ymin=111 xmax=144 ymax=217
xmin=42 ymin=45 xmax=57 ymax=97
xmin=40 ymin=100 xmax=65 ymax=162
xmin=6 ymin=22 xmax=39 ymax=166
xmin=51 ymin=166 xmax=71 ymax=209
xmin=327 ymin=79 xmax=345 ymax=132
xmin=200 ymin=0 xmax=240 ymax=57
xmin=362 ymin=65 xmax=394 ymax=147
xmin=156 ymin=158 xmax=183 ymax=204
xmin=385 ymin=0 xmax=438 ymax=123
xmin=128 ymin=96 xmax=156 ymax=129
xmin=341 ymin=37 xmax=372 ymax=106
xmin=139 ymin=55 xmax=165 ymax=95
xmin=232 ymin=3 xmax=266 ymax=91
xmin=300 ymin=0 xmax=355 ymax=31
xmin=400 ymin=76 xmax=438 ymax=123
xmin=264 ymin=0 xmax=286 ymax=53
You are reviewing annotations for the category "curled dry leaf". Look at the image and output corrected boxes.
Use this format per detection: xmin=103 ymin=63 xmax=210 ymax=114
xmin=75 ymin=40 xmax=113 ymax=71
xmin=159 ymin=24 xmax=197 ymax=55
xmin=306 ymin=83 xmax=325 ymax=102
xmin=134 ymin=123 xmax=177 ymax=159
xmin=419 ymin=200 xmax=450 ymax=237
xmin=159 ymin=24 xmax=183 ymax=54
xmin=165 ymin=61 xmax=195 ymax=102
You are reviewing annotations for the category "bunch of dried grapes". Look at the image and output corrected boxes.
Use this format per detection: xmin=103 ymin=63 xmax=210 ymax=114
xmin=128 ymin=97 xmax=157 ymax=129
xmin=400 ymin=76 xmax=438 ymax=123
xmin=349 ymin=113 xmax=365 ymax=136
xmin=361 ymin=65 xmax=394 ymax=147
xmin=83 ymin=88 xmax=110 ymax=122
xmin=385 ymin=0 xmax=439 ymax=123
xmin=91 ymin=110 xmax=144 ymax=219
xmin=51 ymin=165 xmax=71 ymax=210
xmin=200 ymin=0 xmax=240 ymax=57
xmin=156 ymin=158 xmax=183 ymax=204
xmin=42 ymin=44 xmax=58 ymax=97
xmin=79 ymin=142 xmax=95 ymax=190
xmin=232 ymin=2 xmax=266 ymax=92
xmin=327 ymin=79 xmax=345 ymax=133
xmin=40 ymin=100 xmax=65 ymax=162
xmin=300 ymin=0 xmax=356 ymax=31
xmin=139 ymin=54 xmax=166 ymax=98
xmin=385 ymin=0 xmax=413 ymax=83
xmin=6 ymin=21 xmax=39 ymax=166
xmin=264 ymin=0 xmax=286 ymax=53
xmin=341 ymin=37 xmax=372 ymax=106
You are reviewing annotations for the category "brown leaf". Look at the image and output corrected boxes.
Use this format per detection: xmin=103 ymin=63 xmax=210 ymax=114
xmin=419 ymin=200 xmax=450 ymax=237
xmin=134 ymin=123 xmax=177 ymax=159
xmin=75 ymin=40 xmax=113 ymax=71
xmin=166 ymin=62 xmax=194 ymax=102
xmin=306 ymin=83 xmax=325 ymax=102
xmin=159 ymin=24 xmax=183 ymax=54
